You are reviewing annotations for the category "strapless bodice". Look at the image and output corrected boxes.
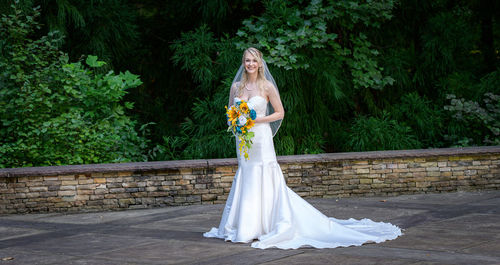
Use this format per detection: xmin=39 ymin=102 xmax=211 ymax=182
xmin=234 ymin=96 xmax=268 ymax=118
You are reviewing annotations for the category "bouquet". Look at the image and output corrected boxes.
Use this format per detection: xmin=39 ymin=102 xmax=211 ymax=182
xmin=225 ymin=100 xmax=257 ymax=160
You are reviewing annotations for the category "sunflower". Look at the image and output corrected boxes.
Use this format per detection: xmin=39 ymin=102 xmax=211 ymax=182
xmin=227 ymin=107 xmax=238 ymax=120
xmin=245 ymin=119 xmax=254 ymax=129
xmin=239 ymin=102 xmax=249 ymax=113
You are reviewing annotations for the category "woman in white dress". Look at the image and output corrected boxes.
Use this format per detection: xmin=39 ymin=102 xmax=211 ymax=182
xmin=204 ymin=47 xmax=402 ymax=249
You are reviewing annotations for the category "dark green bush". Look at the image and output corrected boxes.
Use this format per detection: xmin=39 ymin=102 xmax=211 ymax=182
xmin=0 ymin=4 xmax=147 ymax=167
xmin=390 ymin=92 xmax=444 ymax=147
xmin=445 ymin=92 xmax=500 ymax=146
xmin=347 ymin=112 xmax=422 ymax=151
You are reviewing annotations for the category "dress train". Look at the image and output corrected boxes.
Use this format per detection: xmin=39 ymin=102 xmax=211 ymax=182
xmin=204 ymin=96 xmax=402 ymax=249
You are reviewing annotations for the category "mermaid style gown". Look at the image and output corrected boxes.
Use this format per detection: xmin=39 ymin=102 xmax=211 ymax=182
xmin=204 ymin=96 xmax=402 ymax=249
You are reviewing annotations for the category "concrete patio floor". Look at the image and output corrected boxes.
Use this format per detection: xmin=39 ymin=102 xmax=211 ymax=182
xmin=1 ymin=190 xmax=499 ymax=265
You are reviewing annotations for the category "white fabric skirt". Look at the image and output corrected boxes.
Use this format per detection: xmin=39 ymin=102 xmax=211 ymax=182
xmin=204 ymin=122 xmax=402 ymax=249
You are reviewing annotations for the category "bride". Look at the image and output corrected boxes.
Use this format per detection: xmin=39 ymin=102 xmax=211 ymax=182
xmin=204 ymin=47 xmax=402 ymax=249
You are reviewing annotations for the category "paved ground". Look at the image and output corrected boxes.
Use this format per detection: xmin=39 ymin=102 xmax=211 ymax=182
xmin=0 ymin=190 xmax=499 ymax=265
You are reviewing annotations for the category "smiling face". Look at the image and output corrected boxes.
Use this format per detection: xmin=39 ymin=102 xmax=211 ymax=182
xmin=243 ymin=52 xmax=261 ymax=75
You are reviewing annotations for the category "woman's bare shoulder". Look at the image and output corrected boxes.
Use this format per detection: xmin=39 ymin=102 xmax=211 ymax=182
xmin=263 ymin=80 xmax=275 ymax=89
xmin=263 ymin=80 xmax=278 ymax=96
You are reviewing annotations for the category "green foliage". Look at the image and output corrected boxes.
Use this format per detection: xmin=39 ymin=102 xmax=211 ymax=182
xmin=347 ymin=113 xmax=422 ymax=151
xmin=441 ymin=68 xmax=500 ymax=147
xmin=390 ymin=92 xmax=444 ymax=146
xmin=445 ymin=92 xmax=500 ymax=146
xmin=235 ymin=0 xmax=395 ymax=92
xmin=1 ymin=0 xmax=139 ymax=67
xmin=41 ymin=0 xmax=139 ymax=66
xmin=126 ymin=0 xmax=500 ymax=157
xmin=2 ymin=0 xmax=499 ymax=164
xmin=275 ymin=135 xmax=295 ymax=156
xmin=297 ymin=133 xmax=325 ymax=154
xmin=166 ymin=28 xmax=241 ymax=160
xmin=0 ymin=4 xmax=147 ymax=167
xmin=420 ymin=9 xmax=477 ymax=82
xmin=179 ymin=90 xmax=235 ymax=159
xmin=148 ymin=135 xmax=185 ymax=161
xmin=166 ymin=0 xmax=399 ymax=159
xmin=476 ymin=70 xmax=500 ymax=96
xmin=170 ymin=25 xmax=219 ymax=89
xmin=235 ymin=0 xmax=338 ymax=69
xmin=348 ymin=33 xmax=395 ymax=90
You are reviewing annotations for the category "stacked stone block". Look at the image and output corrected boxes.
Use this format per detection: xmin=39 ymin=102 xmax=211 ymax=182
xmin=1 ymin=147 xmax=499 ymax=214
xmin=284 ymin=155 xmax=499 ymax=198
xmin=0 ymin=166 xmax=240 ymax=214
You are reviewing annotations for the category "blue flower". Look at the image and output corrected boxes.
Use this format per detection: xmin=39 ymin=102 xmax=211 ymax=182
xmin=250 ymin=109 xmax=257 ymax=120
xmin=236 ymin=127 xmax=242 ymax=134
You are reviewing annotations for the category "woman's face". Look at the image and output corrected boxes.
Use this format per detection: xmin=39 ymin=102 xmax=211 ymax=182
xmin=244 ymin=52 xmax=260 ymax=75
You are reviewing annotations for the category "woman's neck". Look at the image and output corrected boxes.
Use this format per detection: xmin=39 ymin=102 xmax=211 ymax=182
xmin=247 ymin=72 xmax=258 ymax=83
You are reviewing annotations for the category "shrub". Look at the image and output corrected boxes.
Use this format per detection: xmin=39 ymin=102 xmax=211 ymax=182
xmin=347 ymin=112 xmax=422 ymax=151
xmin=390 ymin=92 xmax=444 ymax=147
xmin=445 ymin=93 xmax=500 ymax=146
xmin=0 ymin=4 xmax=147 ymax=167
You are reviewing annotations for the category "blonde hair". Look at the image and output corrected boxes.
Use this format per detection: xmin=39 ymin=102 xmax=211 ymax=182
xmin=237 ymin=47 xmax=268 ymax=96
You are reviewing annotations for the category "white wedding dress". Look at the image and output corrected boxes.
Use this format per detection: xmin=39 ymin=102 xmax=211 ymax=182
xmin=204 ymin=96 xmax=402 ymax=249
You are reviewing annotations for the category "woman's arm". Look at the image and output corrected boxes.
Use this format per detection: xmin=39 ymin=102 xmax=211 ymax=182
xmin=228 ymin=82 xmax=238 ymax=107
xmin=254 ymin=83 xmax=284 ymax=123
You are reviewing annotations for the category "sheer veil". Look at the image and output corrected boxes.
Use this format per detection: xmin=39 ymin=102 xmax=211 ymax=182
xmin=228 ymin=60 xmax=283 ymax=137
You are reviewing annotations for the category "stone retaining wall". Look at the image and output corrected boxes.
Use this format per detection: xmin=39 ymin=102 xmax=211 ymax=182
xmin=1 ymin=146 xmax=499 ymax=214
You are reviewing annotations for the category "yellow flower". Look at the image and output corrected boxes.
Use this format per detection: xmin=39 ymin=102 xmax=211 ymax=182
xmin=238 ymin=136 xmax=249 ymax=160
xmin=226 ymin=103 xmax=254 ymax=161
xmin=245 ymin=119 xmax=254 ymax=129
xmin=240 ymin=102 xmax=249 ymax=114
xmin=227 ymin=107 xmax=238 ymax=120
